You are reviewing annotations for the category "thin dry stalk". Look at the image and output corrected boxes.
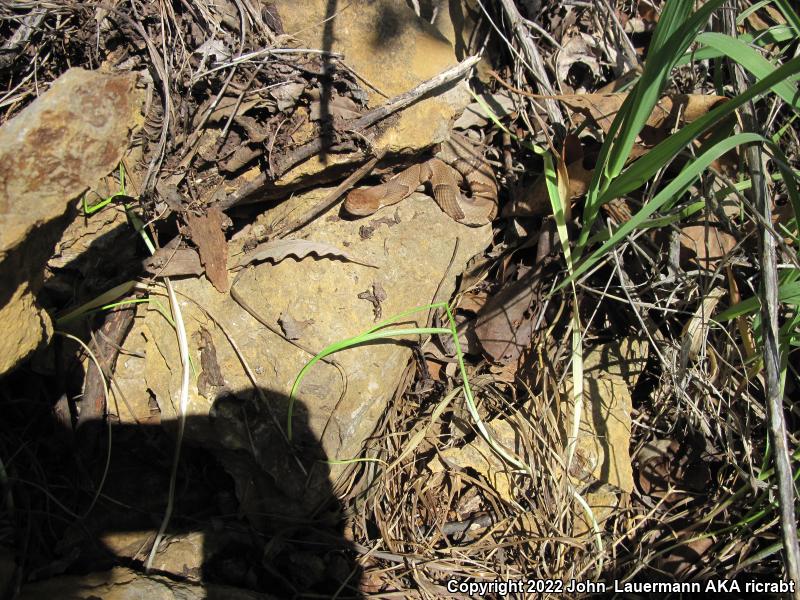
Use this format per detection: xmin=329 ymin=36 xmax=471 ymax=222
xmin=726 ymin=5 xmax=800 ymax=591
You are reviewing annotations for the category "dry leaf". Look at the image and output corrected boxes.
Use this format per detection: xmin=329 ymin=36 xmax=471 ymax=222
xmin=458 ymin=290 xmax=488 ymax=314
xmin=357 ymin=281 xmax=388 ymax=321
xmin=196 ymin=327 xmax=224 ymax=398
xmin=727 ymin=267 xmax=757 ymax=363
xmin=563 ymin=132 xmax=584 ymax=164
xmin=201 ymin=96 xmax=261 ymax=127
xmin=764 ymin=4 xmax=787 ymax=26
xmin=234 ymin=115 xmax=270 ymax=143
xmin=194 ymin=38 xmax=230 ymax=62
xmin=558 ymin=93 xmax=726 ymax=134
xmin=453 ymin=90 xmax=516 ymax=130
xmin=309 ymin=95 xmax=362 ymax=121
xmin=428 ymin=416 xmax=521 ymax=503
xmin=636 ymin=438 xmax=711 ymax=504
xmin=262 ymin=2 xmax=285 ymax=34
xmin=505 ymin=150 xmax=633 ymax=217
xmin=473 ymin=271 xmax=537 ymax=364
xmin=657 ymin=536 xmax=714 ymax=580
xmin=681 ymin=286 xmax=726 ymax=361
xmin=638 ymin=0 xmax=659 ymax=24
xmin=458 ymin=252 xmax=493 ymax=292
xmin=186 ymin=208 xmax=229 ymax=292
xmin=556 ymin=32 xmax=602 ymax=91
xmin=270 ymin=81 xmax=306 ymax=112
xmin=679 ymin=223 xmax=737 ymax=269
xmin=745 ymin=8 xmax=771 ymax=33
xmin=596 ymin=66 xmax=644 ymax=94
xmin=144 ymin=248 xmax=203 ymax=278
xmin=425 ymin=358 xmax=443 ymax=381
xmin=236 ymin=238 xmax=376 ymax=268
xmin=278 ymin=312 xmax=314 ymax=341
xmin=505 ymin=145 xmax=649 ymax=218
xmin=625 ymin=1 xmax=658 ymax=33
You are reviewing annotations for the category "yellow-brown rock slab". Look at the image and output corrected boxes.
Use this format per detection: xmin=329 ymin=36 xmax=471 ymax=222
xmin=0 ymin=68 xmax=142 ymax=374
xmin=272 ymin=0 xmax=469 ymax=153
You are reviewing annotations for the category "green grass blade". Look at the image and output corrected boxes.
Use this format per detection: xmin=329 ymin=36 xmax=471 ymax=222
xmin=598 ymin=54 xmax=800 ymax=207
xmin=578 ymin=0 xmax=729 ymax=253
xmin=697 ymin=32 xmax=800 ymax=112
xmin=565 ymin=133 xmax=765 ymax=290
xmin=766 ymin=142 xmax=800 ymax=227
xmin=362 ymin=302 xmax=447 ymax=335
xmin=602 ymin=0 xmax=725 ymax=181
xmin=287 ymin=306 xmax=530 ymax=472
xmin=287 ymin=326 xmax=450 ymax=439
xmin=718 ymin=274 xmax=800 ymax=321
xmin=82 ymin=164 xmax=127 ymax=215
xmin=55 ymin=280 xmax=139 ymax=325
xmin=737 ymin=0 xmax=776 ymax=24
xmin=677 ymin=27 xmax=796 ymax=66
xmin=646 ymin=0 xmax=695 ymax=57
xmin=774 ymin=0 xmax=800 ymax=36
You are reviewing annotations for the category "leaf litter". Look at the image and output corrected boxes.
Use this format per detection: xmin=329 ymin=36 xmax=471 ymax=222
xmin=3 ymin=0 xmax=800 ymax=596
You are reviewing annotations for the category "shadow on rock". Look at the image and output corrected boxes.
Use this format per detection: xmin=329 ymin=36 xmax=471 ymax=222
xmin=2 ymin=378 xmax=363 ymax=599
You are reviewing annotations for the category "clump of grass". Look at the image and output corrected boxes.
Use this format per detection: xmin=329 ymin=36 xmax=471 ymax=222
xmin=328 ymin=0 xmax=800 ymax=591
xmin=553 ymin=0 xmax=800 ymax=584
xmin=288 ymin=301 xmax=528 ymax=471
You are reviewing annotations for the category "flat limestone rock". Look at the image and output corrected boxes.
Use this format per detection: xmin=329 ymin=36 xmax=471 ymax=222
xmin=0 ymin=67 xmax=141 ymax=254
xmin=18 ymin=567 xmax=275 ymax=600
xmin=561 ymin=338 xmax=649 ymax=493
xmin=0 ymin=67 xmax=142 ymax=374
xmin=271 ymin=0 xmax=470 ymax=176
xmin=140 ymin=190 xmax=491 ymax=518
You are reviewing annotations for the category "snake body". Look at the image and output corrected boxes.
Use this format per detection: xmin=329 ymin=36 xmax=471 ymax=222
xmin=343 ymin=135 xmax=497 ymax=226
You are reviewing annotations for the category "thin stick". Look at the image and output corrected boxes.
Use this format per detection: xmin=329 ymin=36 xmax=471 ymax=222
xmin=145 ymin=277 xmax=190 ymax=572
xmin=347 ymin=55 xmax=480 ymax=131
xmin=750 ymin=134 xmax=800 ymax=595
xmin=597 ymin=0 xmax=639 ymax=72
xmin=275 ymin=149 xmax=386 ymax=238
xmin=53 ymin=331 xmax=112 ymax=520
xmin=727 ymin=4 xmax=800 ymax=592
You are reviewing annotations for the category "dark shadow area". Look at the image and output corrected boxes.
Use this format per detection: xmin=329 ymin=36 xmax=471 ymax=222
xmin=0 ymin=369 xmax=363 ymax=599
xmin=378 ymin=2 xmax=452 ymax=49
xmin=447 ymin=0 xmax=468 ymax=60
xmin=372 ymin=3 xmax=409 ymax=48
xmin=0 ymin=207 xmax=77 ymax=326
xmin=39 ymin=215 xmax=145 ymax=313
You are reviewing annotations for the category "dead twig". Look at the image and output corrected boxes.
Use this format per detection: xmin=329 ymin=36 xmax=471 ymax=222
xmin=596 ymin=0 xmax=639 ymax=74
xmin=726 ymin=5 xmax=800 ymax=593
xmin=346 ymin=55 xmax=480 ymax=131
xmin=78 ymin=306 xmax=136 ymax=456
xmin=275 ymin=149 xmax=386 ymax=238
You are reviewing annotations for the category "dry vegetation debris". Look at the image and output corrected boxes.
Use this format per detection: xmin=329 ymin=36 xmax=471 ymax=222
xmin=1 ymin=0 xmax=799 ymax=598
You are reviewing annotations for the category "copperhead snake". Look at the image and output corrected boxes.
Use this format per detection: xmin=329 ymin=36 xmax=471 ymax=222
xmin=343 ymin=134 xmax=498 ymax=226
